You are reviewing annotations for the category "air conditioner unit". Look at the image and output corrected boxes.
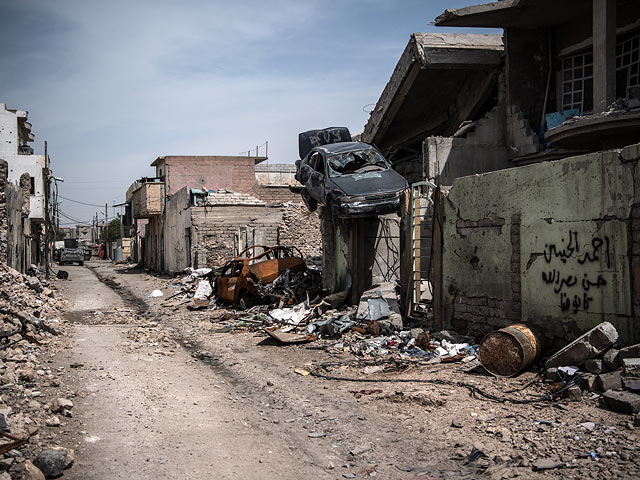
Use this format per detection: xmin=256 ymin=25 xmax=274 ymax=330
xmin=18 ymin=145 xmax=34 ymax=155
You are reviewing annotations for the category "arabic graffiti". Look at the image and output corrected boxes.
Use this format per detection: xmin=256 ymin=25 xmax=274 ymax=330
xmin=541 ymin=230 xmax=610 ymax=314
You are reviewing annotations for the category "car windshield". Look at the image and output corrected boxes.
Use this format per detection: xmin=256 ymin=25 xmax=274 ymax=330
xmin=327 ymin=149 xmax=388 ymax=177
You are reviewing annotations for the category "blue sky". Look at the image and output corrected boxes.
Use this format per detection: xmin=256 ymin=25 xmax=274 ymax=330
xmin=0 ymin=0 xmax=498 ymax=223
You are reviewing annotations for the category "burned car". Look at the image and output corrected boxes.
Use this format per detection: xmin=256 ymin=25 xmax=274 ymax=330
xmin=295 ymin=127 xmax=408 ymax=217
xmin=215 ymin=245 xmax=307 ymax=307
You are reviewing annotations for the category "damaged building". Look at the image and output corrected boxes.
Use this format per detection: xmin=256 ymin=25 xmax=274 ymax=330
xmin=126 ymin=155 xmax=321 ymax=273
xmin=360 ymin=0 xmax=640 ymax=334
xmin=429 ymin=0 xmax=640 ymax=346
xmin=0 ymin=103 xmax=47 ymax=271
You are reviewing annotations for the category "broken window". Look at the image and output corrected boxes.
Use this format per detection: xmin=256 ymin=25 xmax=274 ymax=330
xmin=327 ymin=149 xmax=388 ymax=177
xmin=560 ymin=51 xmax=593 ymax=113
xmin=310 ymin=152 xmax=324 ymax=174
xmin=560 ymin=31 xmax=640 ymax=113
xmin=616 ymin=31 xmax=640 ymax=98
xmin=30 ymin=177 xmax=35 ymax=195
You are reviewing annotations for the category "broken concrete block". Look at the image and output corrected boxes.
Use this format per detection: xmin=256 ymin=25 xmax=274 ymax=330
xmin=545 ymin=322 xmax=618 ymax=369
xmin=619 ymin=344 xmax=640 ymax=362
xmin=26 ymin=276 xmax=43 ymax=293
xmin=603 ymin=348 xmax=621 ymax=370
xmin=545 ymin=367 xmax=559 ymax=381
xmin=33 ymin=449 xmax=67 ymax=478
xmin=602 ymin=390 xmax=640 ymax=414
xmin=51 ymin=397 xmax=73 ymax=413
xmin=585 ymin=359 xmax=609 ymax=374
xmin=623 ymin=358 xmax=640 ymax=376
xmin=565 ymin=385 xmax=582 ymax=401
xmin=622 ymin=376 xmax=640 ymax=393
xmin=596 ymin=371 xmax=622 ymax=391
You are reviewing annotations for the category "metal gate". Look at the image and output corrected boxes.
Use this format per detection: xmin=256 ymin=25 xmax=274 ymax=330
xmin=410 ymin=181 xmax=437 ymax=314
xmin=365 ymin=215 xmax=400 ymax=283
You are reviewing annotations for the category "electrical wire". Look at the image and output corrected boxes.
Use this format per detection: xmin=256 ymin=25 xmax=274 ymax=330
xmin=57 ymin=195 xmax=107 ymax=208
xmin=308 ymin=368 xmax=587 ymax=405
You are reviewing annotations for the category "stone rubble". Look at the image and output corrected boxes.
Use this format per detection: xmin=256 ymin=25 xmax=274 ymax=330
xmin=0 ymin=261 xmax=74 ymax=479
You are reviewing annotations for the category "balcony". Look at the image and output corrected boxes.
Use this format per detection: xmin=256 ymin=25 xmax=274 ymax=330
xmin=544 ymin=110 xmax=640 ymax=151
xmin=127 ymin=181 xmax=164 ymax=218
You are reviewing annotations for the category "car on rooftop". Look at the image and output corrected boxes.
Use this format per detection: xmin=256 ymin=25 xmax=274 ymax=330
xmin=295 ymin=127 xmax=408 ymax=218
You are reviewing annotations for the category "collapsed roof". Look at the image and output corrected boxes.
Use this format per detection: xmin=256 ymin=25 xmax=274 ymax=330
xmin=361 ymin=33 xmax=503 ymax=153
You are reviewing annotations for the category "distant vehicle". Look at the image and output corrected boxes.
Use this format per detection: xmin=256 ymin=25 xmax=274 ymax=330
xmin=295 ymin=127 xmax=408 ymax=218
xmin=59 ymin=238 xmax=84 ymax=266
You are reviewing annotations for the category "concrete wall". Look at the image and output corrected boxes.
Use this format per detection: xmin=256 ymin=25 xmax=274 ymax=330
xmin=163 ymin=187 xmax=192 ymax=273
xmin=439 ymin=144 xmax=640 ymax=346
xmin=191 ymin=204 xmax=282 ymax=269
xmin=254 ymin=164 xmax=296 ymax=186
xmin=1 ymin=154 xmax=45 ymax=221
xmin=160 ymin=156 xmax=257 ymax=196
xmin=130 ymin=182 xmax=164 ymax=218
xmin=251 ymin=185 xmax=302 ymax=204
xmin=142 ymin=217 xmax=163 ymax=272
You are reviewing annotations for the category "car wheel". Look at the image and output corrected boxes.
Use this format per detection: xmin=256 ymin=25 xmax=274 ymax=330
xmin=302 ymin=191 xmax=317 ymax=212
xmin=79 ymin=261 xmax=84 ymax=266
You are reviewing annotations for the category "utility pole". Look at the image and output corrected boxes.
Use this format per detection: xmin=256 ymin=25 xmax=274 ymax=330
xmin=104 ymin=203 xmax=109 ymax=259
xmin=43 ymin=141 xmax=51 ymax=279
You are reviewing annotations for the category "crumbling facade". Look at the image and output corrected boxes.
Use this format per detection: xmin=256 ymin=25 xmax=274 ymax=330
xmin=437 ymin=144 xmax=640 ymax=347
xmin=363 ymin=1 xmax=640 ymax=317
xmin=0 ymin=159 xmax=32 ymax=272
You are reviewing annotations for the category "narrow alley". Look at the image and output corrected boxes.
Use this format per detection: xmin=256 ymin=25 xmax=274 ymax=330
xmin=3 ymin=1 xmax=640 ymax=479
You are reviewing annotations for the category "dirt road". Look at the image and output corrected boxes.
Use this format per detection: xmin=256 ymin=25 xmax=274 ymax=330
xmin=51 ymin=261 xmax=640 ymax=480
xmin=56 ymin=265 xmax=334 ymax=479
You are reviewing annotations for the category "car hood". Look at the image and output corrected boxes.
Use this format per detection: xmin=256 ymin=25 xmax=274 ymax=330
xmin=328 ymin=169 xmax=407 ymax=197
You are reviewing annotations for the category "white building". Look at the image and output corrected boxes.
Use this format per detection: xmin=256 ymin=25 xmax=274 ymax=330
xmin=0 ymin=103 xmax=45 ymax=221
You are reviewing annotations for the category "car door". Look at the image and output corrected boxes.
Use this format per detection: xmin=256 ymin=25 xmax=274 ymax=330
xmin=305 ymin=151 xmax=326 ymax=203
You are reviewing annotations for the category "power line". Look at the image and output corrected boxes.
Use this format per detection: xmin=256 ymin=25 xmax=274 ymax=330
xmin=58 ymin=195 xmax=108 ymax=207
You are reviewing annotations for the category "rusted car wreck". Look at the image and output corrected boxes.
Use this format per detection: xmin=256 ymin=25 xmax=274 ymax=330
xmin=215 ymin=245 xmax=307 ymax=307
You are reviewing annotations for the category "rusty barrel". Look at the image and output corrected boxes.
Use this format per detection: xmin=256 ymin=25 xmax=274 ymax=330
xmin=478 ymin=324 xmax=542 ymax=377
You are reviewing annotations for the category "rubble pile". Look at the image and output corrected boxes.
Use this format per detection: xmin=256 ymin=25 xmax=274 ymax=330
xmin=277 ymin=203 xmax=322 ymax=259
xmin=200 ymin=239 xmax=236 ymax=270
xmin=0 ymin=262 xmax=75 ymax=479
xmin=540 ymin=322 xmax=640 ymax=415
